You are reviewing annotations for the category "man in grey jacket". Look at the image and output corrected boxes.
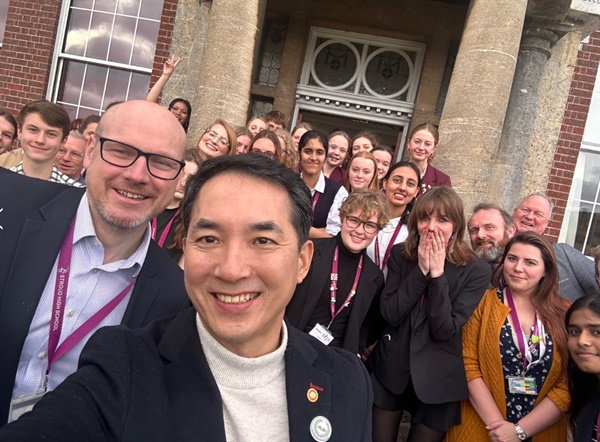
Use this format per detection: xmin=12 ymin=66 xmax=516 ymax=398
xmin=512 ymin=192 xmax=599 ymax=301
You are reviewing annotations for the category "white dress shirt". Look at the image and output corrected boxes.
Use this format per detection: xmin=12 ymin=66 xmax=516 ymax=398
xmin=366 ymin=216 xmax=408 ymax=279
xmin=11 ymin=194 xmax=150 ymax=410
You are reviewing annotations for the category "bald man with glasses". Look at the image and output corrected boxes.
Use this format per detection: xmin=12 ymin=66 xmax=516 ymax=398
xmin=0 ymin=101 xmax=189 ymax=426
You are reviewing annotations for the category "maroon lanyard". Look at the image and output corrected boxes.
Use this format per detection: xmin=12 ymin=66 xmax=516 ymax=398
xmin=312 ymin=192 xmax=320 ymax=212
xmin=151 ymin=208 xmax=180 ymax=247
xmin=374 ymin=219 xmax=403 ymax=271
xmin=328 ymin=246 xmax=363 ymax=328
xmin=506 ymin=286 xmax=539 ymax=372
xmin=46 ymin=216 xmax=136 ymax=380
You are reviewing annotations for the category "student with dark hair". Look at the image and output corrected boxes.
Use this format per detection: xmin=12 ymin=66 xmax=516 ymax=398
xmin=298 ymin=130 xmax=348 ymax=238
xmin=566 ymin=294 xmax=600 ymax=441
xmin=9 ymin=100 xmax=82 ymax=187
xmin=370 ymin=186 xmax=490 ymax=442
xmin=146 ymin=55 xmax=192 ymax=132
xmin=79 ymin=114 xmax=100 ymax=141
xmin=265 ymin=110 xmax=287 ymax=130
xmin=366 ymin=161 xmax=421 ymax=278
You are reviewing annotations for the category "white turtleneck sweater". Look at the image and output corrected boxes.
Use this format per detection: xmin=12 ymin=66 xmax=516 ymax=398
xmin=196 ymin=314 xmax=290 ymax=442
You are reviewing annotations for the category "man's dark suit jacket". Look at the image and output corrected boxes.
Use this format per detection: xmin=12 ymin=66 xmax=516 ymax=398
xmin=0 ymin=308 xmax=373 ymax=441
xmin=286 ymin=237 xmax=385 ymax=355
xmin=370 ymin=244 xmax=491 ymax=404
xmin=0 ymin=168 xmax=189 ymax=425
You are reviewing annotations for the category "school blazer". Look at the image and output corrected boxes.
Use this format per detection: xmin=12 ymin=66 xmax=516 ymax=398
xmin=0 ymin=168 xmax=189 ymax=426
xmin=0 ymin=308 xmax=373 ymax=441
xmin=286 ymin=237 xmax=385 ymax=356
xmin=369 ymin=244 xmax=491 ymax=404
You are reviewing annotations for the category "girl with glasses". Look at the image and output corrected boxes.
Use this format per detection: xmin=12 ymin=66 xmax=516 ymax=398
xmin=286 ymin=190 xmax=387 ymax=357
xmin=194 ymin=119 xmax=237 ymax=162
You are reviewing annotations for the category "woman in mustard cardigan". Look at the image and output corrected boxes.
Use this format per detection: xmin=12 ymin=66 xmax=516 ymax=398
xmin=446 ymin=232 xmax=570 ymax=442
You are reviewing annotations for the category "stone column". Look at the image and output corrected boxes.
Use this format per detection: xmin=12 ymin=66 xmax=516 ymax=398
xmin=436 ymin=0 xmax=527 ymax=209
xmin=493 ymin=20 xmax=567 ymax=211
xmin=191 ymin=0 xmax=266 ymax=140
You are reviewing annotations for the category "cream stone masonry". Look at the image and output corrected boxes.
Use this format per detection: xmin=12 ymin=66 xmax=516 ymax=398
xmin=191 ymin=0 xmax=265 ymax=138
xmin=437 ymin=0 xmax=527 ymax=208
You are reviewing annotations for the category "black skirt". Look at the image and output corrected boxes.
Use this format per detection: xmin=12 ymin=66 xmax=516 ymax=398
xmin=371 ymin=373 xmax=461 ymax=432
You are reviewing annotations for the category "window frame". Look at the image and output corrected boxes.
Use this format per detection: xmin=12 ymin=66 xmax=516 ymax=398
xmin=47 ymin=0 xmax=161 ymax=117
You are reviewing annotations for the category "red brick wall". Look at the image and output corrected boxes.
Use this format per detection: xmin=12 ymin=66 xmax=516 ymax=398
xmin=546 ymin=30 xmax=600 ymax=241
xmin=0 ymin=0 xmax=63 ymax=115
xmin=0 ymin=0 xmax=179 ymax=118
xmin=149 ymin=0 xmax=179 ymax=95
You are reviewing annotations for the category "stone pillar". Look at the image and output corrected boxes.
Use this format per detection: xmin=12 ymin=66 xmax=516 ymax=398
xmin=493 ymin=20 xmax=566 ymax=212
xmin=436 ymin=0 xmax=527 ymax=209
xmin=190 ymin=0 xmax=265 ymax=140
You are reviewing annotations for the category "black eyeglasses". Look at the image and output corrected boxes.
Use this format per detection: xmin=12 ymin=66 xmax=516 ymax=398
xmin=250 ymin=149 xmax=278 ymax=160
xmin=344 ymin=215 xmax=379 ymax=234
xmin=99 ymin=137 xmax=185 ymax=180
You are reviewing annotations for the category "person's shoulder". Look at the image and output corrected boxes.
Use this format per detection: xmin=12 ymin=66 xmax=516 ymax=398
xmin=467 ymin=256 xmax=493 ymax=272
xmin=144 ymin=240 xmax=185 ymax=278
xmin=0 ymin=168 xmax=83 ymax=210
xmin=311 ymin=236 xmax=336 ymax=251
xmin=0 ymin=148 xmax=23 ymax=168
xmin=90 ymin=308 xmax=188 ymax=356
xmin=429 ymin=164 xmax=451 ymax=185
xmin=362 ymin=252 xmax=384 ymax=282
xmin=288 ymin=325 xmax=369 ymax=378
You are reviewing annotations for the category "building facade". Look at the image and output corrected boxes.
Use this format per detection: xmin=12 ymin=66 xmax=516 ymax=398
xmin=0 ymin=0 xmax=598 ymax=250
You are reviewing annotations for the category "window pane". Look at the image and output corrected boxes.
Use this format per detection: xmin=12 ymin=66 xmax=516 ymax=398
xmin=72 ymin=0 xmax=93 ymax=8
xmin=364 ymin=50 xmax=411 ymax=97
xmin=64 ymin=8 xmax=91 ymax=56
xmin=132 ymin=19 xmax=159 ymax=68
xmin=108 ymin=15 xmax=135 ymax=64
xmin=94 ymin=0 xmax=117 ymax=13
xmin=117 ymin=0 xmax=141 ymax=16
xmin=61 ymin=104 xmax=78 ymax=121
xmin=128 ymin=72 xmax=151 ymax=100
xmin=80 ymin=64 xmax=107 ymax=109
xmin=584 ymin=205 xmax=600 ymax=255
xmin=58 ymin=60 xmax=86 ymax=105
xmin=0 ymin=0 xmax=9 ymax=45
xmin=579 ymin=150 xmax=600 ymax=202
xmin=140 ymin=0 xmax=162 ymax=21
xmin=313 ymin=41 xmax=358 ymax=88
xmin=104 ymin=68 xmax=130 ymax=108
xmin=86 ymin=11 xmax=112 ymax=60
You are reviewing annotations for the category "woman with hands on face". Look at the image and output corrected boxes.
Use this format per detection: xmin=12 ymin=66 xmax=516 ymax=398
xmin=369 ymin=186 xmax=491 ymax=442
